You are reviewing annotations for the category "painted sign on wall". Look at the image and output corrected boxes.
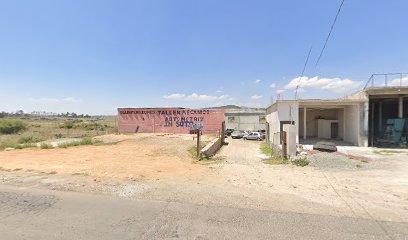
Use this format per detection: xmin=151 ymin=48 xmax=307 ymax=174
xmin=117 ymin=108 xmax=225 ymax=134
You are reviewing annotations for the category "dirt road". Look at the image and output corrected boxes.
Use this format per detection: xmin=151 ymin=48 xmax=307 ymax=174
xmin=1 ymin=184 xmax=407 ymax=240
xmin=0 ymin=134 xmax=407 ymax=225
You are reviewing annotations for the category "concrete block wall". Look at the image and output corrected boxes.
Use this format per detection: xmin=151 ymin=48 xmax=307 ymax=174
xmin=118 ymin=108 xmax=225 ymax=135
xmin=200 ymin=137 xmax=222 ymax=158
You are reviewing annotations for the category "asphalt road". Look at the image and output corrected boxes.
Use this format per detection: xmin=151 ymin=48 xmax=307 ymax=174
xmin=0 ymin=185 xmax=407 ymax=240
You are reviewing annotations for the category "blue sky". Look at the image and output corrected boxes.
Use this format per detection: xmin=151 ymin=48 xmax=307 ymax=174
xmin=1 ymin=0 xmax=407 ymax=115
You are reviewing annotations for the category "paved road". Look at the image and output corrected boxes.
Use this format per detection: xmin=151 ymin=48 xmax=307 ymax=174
xmin=0 ymin=185 xmax=407 ymax=239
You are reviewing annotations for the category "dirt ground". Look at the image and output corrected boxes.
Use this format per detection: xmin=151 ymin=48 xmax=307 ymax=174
xmin=0 ymin=133 xmax=407 ymax=224
xmin=0 ymin=134 xmax=211 ymax=181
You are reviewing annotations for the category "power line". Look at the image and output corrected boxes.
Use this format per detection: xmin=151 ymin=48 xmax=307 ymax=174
xmin=294 ymin=46 xmax=313 ymax=100
xmin=315 ymin=0 xmax=345 ymax=67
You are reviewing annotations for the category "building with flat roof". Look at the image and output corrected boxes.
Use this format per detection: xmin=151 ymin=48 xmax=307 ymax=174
xmin=266 ymin=75 xmax=408 ymax=148
xmin=225 ymin=108 xmax=266 ymax=131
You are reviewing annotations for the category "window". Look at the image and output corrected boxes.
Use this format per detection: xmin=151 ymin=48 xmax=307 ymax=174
xmin=228 ymin=116 xmax=236 ymax=123
xmin=259 ymin=116 xmax=266 ymax=123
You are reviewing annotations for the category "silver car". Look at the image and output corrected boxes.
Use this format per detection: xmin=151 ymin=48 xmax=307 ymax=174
xmin=231 ymin=130 xmax=245 ymax=139
xmin=243 ymin=132 xmax=262 ymax=141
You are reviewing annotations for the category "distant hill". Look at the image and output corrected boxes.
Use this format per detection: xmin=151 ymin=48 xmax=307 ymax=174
xmin=210 ymin=105 xmax=242 ymax=109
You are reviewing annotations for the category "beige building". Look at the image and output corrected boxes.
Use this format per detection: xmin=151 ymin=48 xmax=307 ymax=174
xmin=266 ymin=86 xmax=408 ymax=148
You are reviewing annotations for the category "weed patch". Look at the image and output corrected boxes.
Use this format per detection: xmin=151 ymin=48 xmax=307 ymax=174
xmin=40 ymin=143 xmax=53 ymax=149
xmin=263 ymin=156 xmax=289 ymax=165
xmin=260 ymin=143 xmax=289 ymax=165
xmin=292 ymin=158 xmax=309 ymax=167
xmin=260 ymin=143 xmax=273 ymax=155
xmin=58 ymin=137 xmax=102 ymax=148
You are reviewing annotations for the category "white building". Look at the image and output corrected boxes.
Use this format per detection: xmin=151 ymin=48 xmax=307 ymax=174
xmin=266 ymin=86 xmax=408 ymax=148
xmin=225 ymin=108 xmax=266 ymax=131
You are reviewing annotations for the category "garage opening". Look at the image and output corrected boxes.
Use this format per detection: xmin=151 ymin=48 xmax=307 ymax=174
xmin=299 ymin=108 xmax=344 ymax=141
xmin=369 ymin=96 xmax=408 ymax=147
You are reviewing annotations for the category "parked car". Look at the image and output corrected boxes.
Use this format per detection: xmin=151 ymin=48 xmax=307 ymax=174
xmin=243 ymin=130 xmax=251 ymax=135
xmin=231 ymin=130 xmax=245 ymax=139
xmin=225 ymin=128 xmax=235 ymax=136
xmin=243 ymin=132 xmax=262 ymax=141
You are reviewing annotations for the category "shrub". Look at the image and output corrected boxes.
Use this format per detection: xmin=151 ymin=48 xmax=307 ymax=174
xmin=18 ymin=135 xmax=43 ymax=144
xmin=81 ymin=122 xmax=103 ymax=131
xmin=292 ymin=158 xmax=309 ymax=167
xmin=0 ymin=119 xmax=27 ymax=134
xmin=60 ymin=121 xmax=75 ymax=129
xmin=40 ymin=143 xmax=53 ymax=149
xmin=54 ymin=133 xmax=64 ymax=139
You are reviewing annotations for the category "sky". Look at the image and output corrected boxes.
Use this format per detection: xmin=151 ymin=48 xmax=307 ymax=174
xmin=0 ymin=0 xmax=408 ymax=115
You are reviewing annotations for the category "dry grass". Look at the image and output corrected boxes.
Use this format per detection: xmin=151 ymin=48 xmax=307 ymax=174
xmin=0 ymin=116 xmax=116 ymax=150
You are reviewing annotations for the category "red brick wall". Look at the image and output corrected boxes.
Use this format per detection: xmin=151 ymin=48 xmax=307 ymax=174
xmin=117 ymin=108 xmax=225 ymax=134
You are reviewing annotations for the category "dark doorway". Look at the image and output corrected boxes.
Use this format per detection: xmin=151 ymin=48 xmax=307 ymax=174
xmin=331 ymin=122 xmax=339 ymax=139
xmin=369 ymin=96 xmax=408 ymax=147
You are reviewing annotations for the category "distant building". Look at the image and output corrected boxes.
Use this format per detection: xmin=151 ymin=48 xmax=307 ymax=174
xmin=225 ymin=108 xmax=266 ymax=131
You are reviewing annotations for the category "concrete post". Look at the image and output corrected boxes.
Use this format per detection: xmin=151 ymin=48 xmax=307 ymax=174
xmin=360 ymin=101 xmax=369 ymax=147
xmin=303 ymin=107 xmax=307 ymax=140
xmin=283 ymin=124 xmax=296 ymax=159
xmin=398 ymin=96 xmax=403 ymax=118
xmin=343 ymin=108 xmax=346 ymax=141
xmin=378 ymin=102 xmax=382 ymax=133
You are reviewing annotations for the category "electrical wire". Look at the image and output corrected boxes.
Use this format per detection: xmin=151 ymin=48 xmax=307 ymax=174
xmin=294 ymin=46 xmax=313 ymax=100
xmin=315 ymin=0 xmax=345 ymax=67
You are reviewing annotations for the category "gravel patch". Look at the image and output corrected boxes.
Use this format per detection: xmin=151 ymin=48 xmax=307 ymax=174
xmin=307 ymin=152 xmax=367 ymax=170
xmin=100 ymin=183 xmax=150 ymax=198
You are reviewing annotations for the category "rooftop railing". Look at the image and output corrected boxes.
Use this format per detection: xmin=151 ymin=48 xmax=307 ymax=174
xmin=364 ymin=73 xmax=408 ymax=89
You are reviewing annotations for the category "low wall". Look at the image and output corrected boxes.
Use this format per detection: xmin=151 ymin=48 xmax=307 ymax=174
xmin=200 ymin=137 xmax=222 ymax=158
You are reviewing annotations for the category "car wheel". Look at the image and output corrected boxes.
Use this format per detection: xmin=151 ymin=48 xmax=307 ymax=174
xmin=257 ymin=137 xmax=261 ymax=141
xmin=243 ymin=137 xmax=246 ymax=140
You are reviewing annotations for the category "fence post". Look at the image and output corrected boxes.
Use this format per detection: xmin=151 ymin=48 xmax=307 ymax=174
xmin=196 ymin=130 xmax=201 ymax=158
xmin=282 ymin=131 xmax=287 ymax=159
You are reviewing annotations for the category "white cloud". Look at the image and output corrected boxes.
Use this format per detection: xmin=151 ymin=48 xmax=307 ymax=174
xmin=276 ymin=89 xmax=285 ymax=94
xmin=251 ymin=95 xmax=263 ymax=100
xmin=185 ymin=93 xmax=218 ymax=101
xmin=270 ymin=83 xmax=276 ymax=88
xmin=216 ymin=89 xmax=223 ymax=93
xmin=163 ymin=93 xmax=186 ymax=99
xmin=254 ymin=79 xmax=261 ymax=84
xmin=389 ymin=77 xmax=408 ymax=86
xmin=296 ymin=88 xmax=305 ymax=93
xmin=62 ymin=97 xmax=80 ymax=103
xmin=163 ymin=93 xmax=231 ymax=102
xmin=284 ymin=76 xmax=361 ymax=93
